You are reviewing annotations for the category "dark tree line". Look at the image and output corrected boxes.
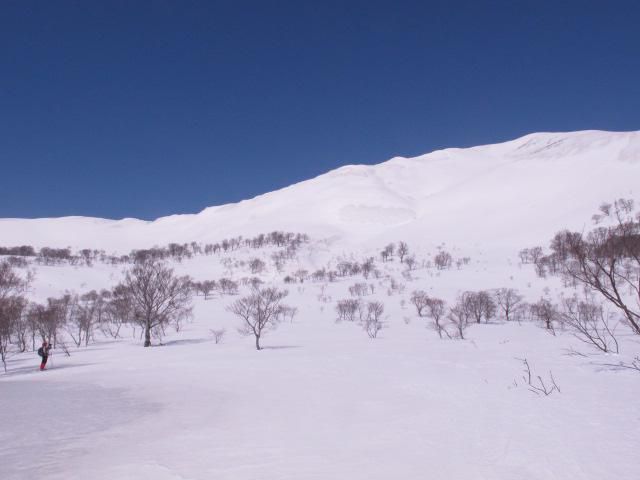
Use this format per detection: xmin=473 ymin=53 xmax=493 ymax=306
xmin=0 ymin=246 xmax=36 ymax=256
xmin=191 ymin=278 xmax=240 ymax=299
xmin=0 ymin=231 xmax=310 ymax=269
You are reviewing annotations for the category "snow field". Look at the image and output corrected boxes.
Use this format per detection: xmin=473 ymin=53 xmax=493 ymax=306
xmin=2 ymin=130 xmax=640 ymax=479
xmin=2 ymin=248 xmax=640 ymax=480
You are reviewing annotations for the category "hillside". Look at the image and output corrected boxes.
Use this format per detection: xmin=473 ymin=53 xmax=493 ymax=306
xmin=1 ymin=130 xmax=640 ymax=480
xmin=1 ymin=130 xmax=638 ymax=252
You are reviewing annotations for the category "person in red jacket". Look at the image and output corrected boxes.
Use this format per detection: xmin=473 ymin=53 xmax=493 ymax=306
xmin=37 ymin=341 xmax=52 ymax=370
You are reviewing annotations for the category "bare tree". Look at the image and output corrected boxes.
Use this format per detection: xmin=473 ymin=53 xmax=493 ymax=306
xmin=381 ymin=243 xmax=395 ymax=262
xmin=0 ymin=261 xmax=30 ymax=370
xmin=199 ymin=280 xmax=217 ymax=300
xmin=336 ymin=299 xmax=362 ymax=322
xmin=62 ymin=294 xmax=83 ymax=346
xmin=448 ymin=296 xmax=471 ymax=339
xmin=228 ymin=286 xmax=289 ymax=350
xmin=68 ymin=290 xmax=106 ymax=347
xmin=279 ymin=305 xmax=298 ymax=323
xmin=518 ymin=248 xmax=531 ymax=264
xmin=27 ymin=297 xmax=67 ymax=348
xmin=0 ymin=296 xmax=27 ymax=372
xmin=434 ymin=251 xmax=453 ymax=270
xmin=362 ymin=301 xmax=384 ymax=338
xmin=397 ymin=242 xmax=409 ymax=263
xmin=361 ymin=257 xmax=375 ymax=279
xmin=494 ymin=288 xmax=523 ymax=321
xmin=425 ymin=297 xmax=448 ymax=338
xmin=560 ymin=295 xmax=619 ymax=353
xmin=349 ymin=282 xmax=370 ymax=297
xmin=102 ymin=284 xmax=132 ymax=339
xmin=210 ymin=329 xmax=226 ymax=344
xmin=271 ymin=251 xmax=286 ymax=272
xmin=118 ymin=260 xmax=193 ymax=347
xmin=539 ymin=199 xmax=640 ymax=334
xmin=529 ymin=246 xmax=544 ymax=265
xmin=336 ymin=261 xmax=361 ymax=277
xmin=0 ymin=260 xmax=27 ymax=301
xmin=408 ymin=291 xmax=447 ymax=336
xmin=294 ymin=269 xmax=308 ymax=283
xmin=463 ymin=291 xmax=496 ymax=323
xmin=311 ymin=269 xmax=327 ymax=282
xmin=530 ymin=298 xmax=559 ymax=333
xmin=405 ymin=255 xmax=417 ymax=271
xmin=386 ymin=277 xmax=405 ymax=296
xmin=410 ymin=290 xmax=430 ymax=317
xmin=249 ymin=258 xmax=266 ymax=274
xmin=12 ymin=304 xmax=31 ymax=352
xmin=218 ymin=278 xmax=239 ymax=295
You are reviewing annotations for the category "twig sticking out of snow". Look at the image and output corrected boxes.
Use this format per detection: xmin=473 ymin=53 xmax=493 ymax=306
xmin=599 ymin=356 xmax=640 ymax=373
xmin=515 ymin=357 xmax=561 ymax=396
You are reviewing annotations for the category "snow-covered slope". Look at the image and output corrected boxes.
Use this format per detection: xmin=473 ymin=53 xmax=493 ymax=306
xmin=1 ymin=130 xmax=638 ymax=252
xmin=3 ymin=130 xmax=640 ymax=480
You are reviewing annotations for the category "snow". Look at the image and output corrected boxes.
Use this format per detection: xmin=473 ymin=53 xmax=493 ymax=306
xmin=1 ymin=130 xmax=638 ymax=252
xmin=2 ymin=130 xmax=640 ymax=479
xmin=3 ymin=274 xmax=640 ymax=479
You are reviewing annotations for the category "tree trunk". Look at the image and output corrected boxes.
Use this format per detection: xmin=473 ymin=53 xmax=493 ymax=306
xmin=144 ymin=322 xmax=152 ymax=347
xmin=255 ymin=334 xmax=261 ymax=350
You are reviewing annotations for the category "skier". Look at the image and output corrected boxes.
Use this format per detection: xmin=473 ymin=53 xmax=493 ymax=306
xmin=37 ymin=341 xmax=52 ymax=371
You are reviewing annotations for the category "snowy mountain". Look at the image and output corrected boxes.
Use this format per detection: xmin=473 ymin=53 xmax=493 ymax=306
xmin=2 ymin=130 xmax=638 ymax=252
xmin=3 ymin=130 xmax=640 ymax=480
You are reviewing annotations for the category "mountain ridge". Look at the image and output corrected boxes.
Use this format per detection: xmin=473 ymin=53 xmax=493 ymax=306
xmin=1 ymin=129 xmax=638 ymax=251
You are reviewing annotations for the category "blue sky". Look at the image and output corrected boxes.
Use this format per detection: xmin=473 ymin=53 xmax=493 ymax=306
xmin=1 ymin=1 xmax=639 ymax=219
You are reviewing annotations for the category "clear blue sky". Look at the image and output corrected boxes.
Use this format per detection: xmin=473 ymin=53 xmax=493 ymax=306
xmin=1 ymin=1 xmax=639 ymax=219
